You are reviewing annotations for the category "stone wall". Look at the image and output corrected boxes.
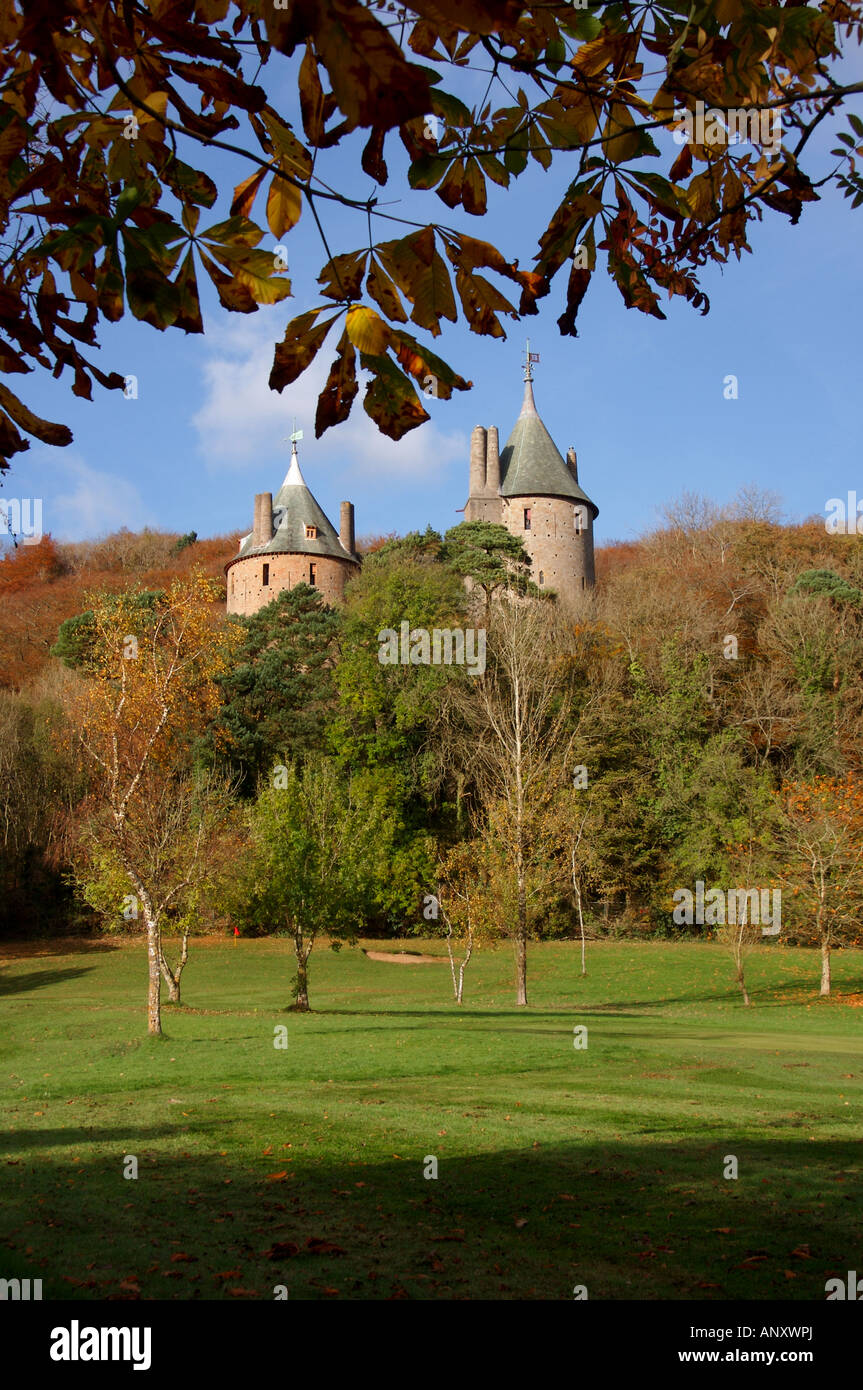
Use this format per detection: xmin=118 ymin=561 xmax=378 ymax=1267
xmin=226 ymin=551 xmax=357 ymax=615
xmin=500 ymin=495 xmax=595 ymax=605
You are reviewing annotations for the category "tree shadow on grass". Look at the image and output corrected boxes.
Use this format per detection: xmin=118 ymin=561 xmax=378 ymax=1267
xmin=0 ymin=966 xmax=94 ymax=997
xmin=0 ymin=938 xmax=121 ymax=959
xmin=1 ymin=1131 xmax=860 ymax=1302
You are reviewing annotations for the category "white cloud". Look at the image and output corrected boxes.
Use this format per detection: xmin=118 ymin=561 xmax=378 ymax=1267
xmin=190 ymin=315 xmax=467 ymax=490
xmin=14 ymin=452 xmax=153 ymax=540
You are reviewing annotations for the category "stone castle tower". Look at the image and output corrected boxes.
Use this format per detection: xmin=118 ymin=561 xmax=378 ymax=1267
xmin=464 ymin=351 xmax=598 ymax=604
xmin=225 ymin=435 xmax=359 ymax=616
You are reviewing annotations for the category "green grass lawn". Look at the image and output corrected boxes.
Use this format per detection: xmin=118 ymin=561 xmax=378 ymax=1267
xmin=2 ymin=935 xmax=862 ymax=1301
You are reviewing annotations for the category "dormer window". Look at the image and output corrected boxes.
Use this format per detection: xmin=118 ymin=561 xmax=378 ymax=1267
xmin=523 ymin=507 xmax=532 ymax=531
xmin=305 ymin=524 xmax=317 ymax=540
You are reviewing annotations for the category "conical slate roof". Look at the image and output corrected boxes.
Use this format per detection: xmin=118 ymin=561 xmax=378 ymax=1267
xmin=236 ymin=451 xmax=356 ymax=563
xmin=499 ymin=379 xmax=598 ymax=517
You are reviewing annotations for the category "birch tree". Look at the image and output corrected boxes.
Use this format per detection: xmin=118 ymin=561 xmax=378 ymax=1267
xmin=67 ymin=572 xmax=240 ymax=1036
xmin=773 ymin=774 xmax=863 ymax=995
xmin=442 ymin=600 xmax=572 ymax=1005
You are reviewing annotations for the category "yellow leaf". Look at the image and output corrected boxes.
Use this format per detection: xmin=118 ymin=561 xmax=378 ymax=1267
xmin=346 ymin=304 xmax=390 ymax=356
xmin=602 ymin=104 xmax=641 ymax=163
xmin=267 ymin=162 xmax=303 ymax=238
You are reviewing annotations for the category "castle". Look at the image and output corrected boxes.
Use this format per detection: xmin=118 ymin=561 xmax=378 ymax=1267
xmin=226 ymin=352 xmax=598 ymax=616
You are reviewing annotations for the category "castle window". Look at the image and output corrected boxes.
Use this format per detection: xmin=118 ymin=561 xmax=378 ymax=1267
xmin=539 ymin=571 xmax=544 ymax=586
xmin=581 ymin=576 xmax=585 ymax=590
xmin=262 ymin=563 xmax=269 ymax=587
xmin=309 ymin=562 xmax=317 ymax=586
xmin=523 ymin=507 xmax=532 ymax=530
xmin=305 ymin=524 xmax=317 ymax=539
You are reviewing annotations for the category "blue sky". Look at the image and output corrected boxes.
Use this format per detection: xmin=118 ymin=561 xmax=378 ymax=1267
xmin=10 ymin=37 xmax=863 ymax=550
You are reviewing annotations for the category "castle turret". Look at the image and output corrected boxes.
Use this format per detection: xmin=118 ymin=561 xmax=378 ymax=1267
xmin=462 ymin=345 xmax=598 ymax=603
xmin=226 ymin=433 xmax=359 ymax=615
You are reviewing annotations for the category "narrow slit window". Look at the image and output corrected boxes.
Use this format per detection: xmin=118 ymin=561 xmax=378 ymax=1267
xmin=262 ymin=563 xmax=269 ymax=586
xmin=539 ymin=571 xmax=544 ymax=586
xmin=523 ymin=507 xmax=532 ymax=530
xmin=309 ymin=562 xmax=317 ymax=586
xmin=581 ymin=576 xmax=585 ymax=590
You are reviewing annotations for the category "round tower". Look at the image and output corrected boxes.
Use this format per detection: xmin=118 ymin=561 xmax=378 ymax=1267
xmin=226 ymin=435 xmax=359 ymax=616
xmin=464 ymin=347 xmax=598 ymax=604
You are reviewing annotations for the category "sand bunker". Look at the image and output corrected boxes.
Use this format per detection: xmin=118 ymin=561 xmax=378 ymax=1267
xmin=362 ymin=949 xmax=447 ymax=965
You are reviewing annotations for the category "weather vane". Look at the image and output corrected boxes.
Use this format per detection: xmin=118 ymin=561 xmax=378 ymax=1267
xmin=523 ymin=339 xmax=540 ymax=382
xmin=286 ymin=418 xmax=303 ymax=454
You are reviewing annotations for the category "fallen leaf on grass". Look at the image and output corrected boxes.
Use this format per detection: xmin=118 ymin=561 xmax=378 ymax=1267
xmin=306 ymin=1237 xmax=346 ymax=1256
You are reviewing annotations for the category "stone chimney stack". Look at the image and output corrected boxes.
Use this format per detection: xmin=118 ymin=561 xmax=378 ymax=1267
xmin=485 ymin=426 xmax=500 ymax=494
xmin=253 ymin=492 xmax=273 ymax=546
xmin=339 ymin=500 xmax=355 ymax=557
xmin=469 ymin=425 xmax=487 ymax=497
xmin=566 ymin=447 xmax=578 ymax=483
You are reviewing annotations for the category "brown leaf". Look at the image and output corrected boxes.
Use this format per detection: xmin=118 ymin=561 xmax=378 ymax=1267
xmin=264 ymin=1241 xmax=300 ymax=1259
xmin=366 ymin=259 xmax=407 ymax=323
xmin=260 ymin=111 xmax=314 ymax=180
xmin=318 ymin=250 xmax=368 ymax=302
xmin=231 ymin=166 xmax=269 ymax=219
xmin=198 ymin=249 xmax=258 ymax=314
xmin=669 ymin=143 xmax=693 ymax=182
xmin=298 ymin=44 xmax=325 ymax=145
xmin=315 ymin=1 xmax=431 ymax=132
xmin=455 ymin=267 xmax=514 ymax=337
xmin=315 ymin=330 xmax=357 ymax=436
xmin=557 ymin=264 xmax=591 ymax=337
xmin=270 ymin=309 xmax=337 ymax=391
xmin=172 ymin=249 xmax=204 ymax=335
xmin=0 ymin=384 xmax=73 ymax=447
xmin=361 ymin=352 xmax=429 ymax=440
xmin=306 ymin=1237 xmax=347 ymax=1256
xmin=412 ymin=0 xmax=520 ymax=33
xmin=361 ymin=127 xmax=388 ymax=184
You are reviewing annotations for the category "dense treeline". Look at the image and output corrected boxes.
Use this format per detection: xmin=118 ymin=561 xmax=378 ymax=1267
xmin=2 ymin=500 xmax=862 ymax=1016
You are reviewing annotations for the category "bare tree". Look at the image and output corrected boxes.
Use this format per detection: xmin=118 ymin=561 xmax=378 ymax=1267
xmin=441 ymin=599 xmax=572 ymax=1005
